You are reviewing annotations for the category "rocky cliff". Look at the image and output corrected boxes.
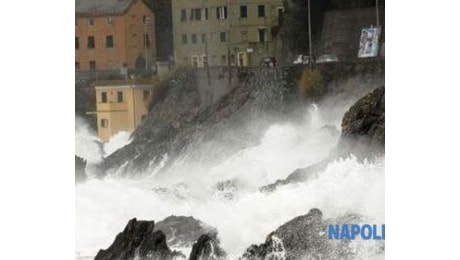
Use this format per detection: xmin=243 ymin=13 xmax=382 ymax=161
xmin=101 ymin=67 xmax=291 ymax=176
xmin=75 ymin=155 xmax=86 ymax=183
xmin=337 ymin=86 xmax=385 ymax=159
xmin=261 ymin=86 xmax=385 ymax=192
xmin=154 ymin=216 xmax=218 ymax=249
xmin=95 ymin=218 xmax=183 ymax=260
xmin=241 ymin=208 xmax=384 ymax=259
xmin=95 ymin=217 xmax=225 ymax=260
xmin=99 ymin=61 xmax=383 ymax=179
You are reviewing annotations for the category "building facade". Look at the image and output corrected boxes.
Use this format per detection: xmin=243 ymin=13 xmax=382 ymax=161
xmin=172 ymin=0 xmax=284 ymax=68
xmin=75 ymin=0 xmax=156 ymax=72
xmin=95 ymin=83 xmax=152 ymax=142
xmin=319 ymin=7 xmax=385 ymax=61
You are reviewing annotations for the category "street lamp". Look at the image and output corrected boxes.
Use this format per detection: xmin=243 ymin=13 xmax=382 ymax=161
xmin=308 ymin=0 xmax=313 ymax=70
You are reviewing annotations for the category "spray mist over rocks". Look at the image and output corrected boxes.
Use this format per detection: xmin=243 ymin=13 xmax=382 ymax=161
xmin=75 ymin=84 xmax=384 ymax=259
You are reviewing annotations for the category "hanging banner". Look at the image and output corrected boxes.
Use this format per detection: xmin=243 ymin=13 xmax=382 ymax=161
xmin=358 ymin=26 xmax=381 ymax=58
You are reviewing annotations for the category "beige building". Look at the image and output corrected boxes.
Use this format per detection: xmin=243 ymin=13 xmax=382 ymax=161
xmin=95 ymin=83 xmax=152 ymax=142
xmin=172 ymin=0 xmax=284 ymax=67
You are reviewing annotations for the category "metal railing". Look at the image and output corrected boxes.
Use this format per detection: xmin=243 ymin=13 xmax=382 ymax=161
xmin=75 ymin=69 xmax=154 ymax=84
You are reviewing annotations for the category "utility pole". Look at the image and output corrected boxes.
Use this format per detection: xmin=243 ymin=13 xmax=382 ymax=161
xmin=308 ymin=0 xmax=313 ymax=70
xmin=376 ymin=0 xmax=380 ymax=28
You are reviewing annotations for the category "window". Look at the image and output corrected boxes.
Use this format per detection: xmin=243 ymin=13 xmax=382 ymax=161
xmin=143 ymin=90 xmax=150 ymax=101
xmin=240 ymin=31 xmax=248 ymax=41
xmin=181 ymin=9 xmax=187 ymax=22
xmin=106 ymin=16 xmax=113 ymax=25
xmin=117 ymin=91 xmax=123 ymax=102
xmin=89 ymin=60 xmax=96 ymax=70
xmin=191 ymin=8 xmax=201 ymax=21
xmin=87 ymin=36 xmax=95 ymax=49
xmin=220 ymin=32 xmax=227 ymax=42
xmin=204 ymin=8 xmax=208 ymax=20
xmin=217 ymin=6 xmax=228 ymax=20
xmin=258 ymin=29 xmax=267 ymax=42
xmin=191 ymin=34 xmax=197 ymax=44
xmin=277 ymin=7 xmax=284 ymax=25
xmin=277 ymin=7 xmax=284 ymax=18
xmin=100 ymin=119 xmax=108 ymax=128
xmin=101 ymin=92 xmax=107 ymax=103
xmin=201 ymin=33 xmax=207 ymax=43
xmin=142 ymin=15 xmax=148 ymax=25
xmin=75 ymin=37 xmax=79 ymax=49
xmin=106 ymin=35 xmax=114 ymax=48
xmin=240 ymin=6 xmax=247 ymax=18
xmin=221 ymin=55 xmax=227 ymax=65
xmin=88 ymin=17 xmax=94 ymax=26
xmin=192 ymin=56 xmax=198 ymax=67
xmin=202 ymin=55 xmax=208 ymax=67
xmin=258 ymin=5 xmax=265 ymax=17
xmin=144 ymin=34 xmax=150 ymax=48
xmin=182 ymin=34 xmax=187 ymax=44
xmin=75 ymin=62 xmax=80 ymax=71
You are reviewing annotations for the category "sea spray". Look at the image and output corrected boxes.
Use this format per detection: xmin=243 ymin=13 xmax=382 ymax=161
xmin=76 ymin=102 xmax=384 ymax=258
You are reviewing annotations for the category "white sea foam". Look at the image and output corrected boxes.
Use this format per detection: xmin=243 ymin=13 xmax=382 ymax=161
xmin=75 ymin=102 xmax=384 ymax=259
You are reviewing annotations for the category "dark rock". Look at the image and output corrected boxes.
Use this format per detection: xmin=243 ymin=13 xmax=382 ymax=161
xmin=75 ymin=155 xmax=86 ymax=183
xmin=154 ymin=216 xmax=217 ymax=248
xmin=95 ymin=218 xmax=182 ymax=260
xmin=189 ymin=234 xmax=226 ymax=260
xmin=241 ymin=208 xmax=330 ymax=260
xmin=337 ymin=86 xmax=385 ymax=159
xmin=241 ymin=209 xmax=384 ymax=260
xmin=260 ymin=160 xmax=328 ymax=193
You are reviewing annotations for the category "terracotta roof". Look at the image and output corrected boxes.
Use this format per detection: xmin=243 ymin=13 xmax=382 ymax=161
xmin=75 ymin=0 xmax=134 ymax=15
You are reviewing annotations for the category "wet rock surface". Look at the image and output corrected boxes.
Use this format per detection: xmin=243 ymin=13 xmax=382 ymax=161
xmin=75 ymin=155 xmax=86 ymax=183
xmin=337 ymin=86 xmax=385 ymax=159
xmin=155 ymin=216 xmax=217 ymax=248
xmin=241 ymin=208 xmax=384 ymax=260
xmin=95 ymin=218 xmax=182 ymax=260
xmin=189 ymin=234 xmax=226 ymax=260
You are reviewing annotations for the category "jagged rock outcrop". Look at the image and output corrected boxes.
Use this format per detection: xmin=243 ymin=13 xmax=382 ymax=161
xmin=189 ymin=234 xmax=226 ymax=260
xmin=95 ymin=218 xmax=183 ymax=260
xmin=337 ymin=86 xmax=385 ymax=159
xmin=75 ymin=155 xmax=86 ymax=183
xmin=241 ymin=208 xmax=330 ymax=259
xmin=154 ymin=216 xmax=217 ymax=248
xmin=260 ymin=160 xmax=328 ymax=193
xmin=261 ymin=86 xmax=385 ymax=192
xmin=241 ymin=208 xmax=384 ymax=259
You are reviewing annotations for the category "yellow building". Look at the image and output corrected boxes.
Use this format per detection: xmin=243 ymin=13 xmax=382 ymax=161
xmin=95 ymin=83 xmax=152 ymax=142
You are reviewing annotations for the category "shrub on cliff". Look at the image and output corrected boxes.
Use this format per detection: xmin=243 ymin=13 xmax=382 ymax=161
xmin=298 ymin=69 xmax=324 ymax=98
